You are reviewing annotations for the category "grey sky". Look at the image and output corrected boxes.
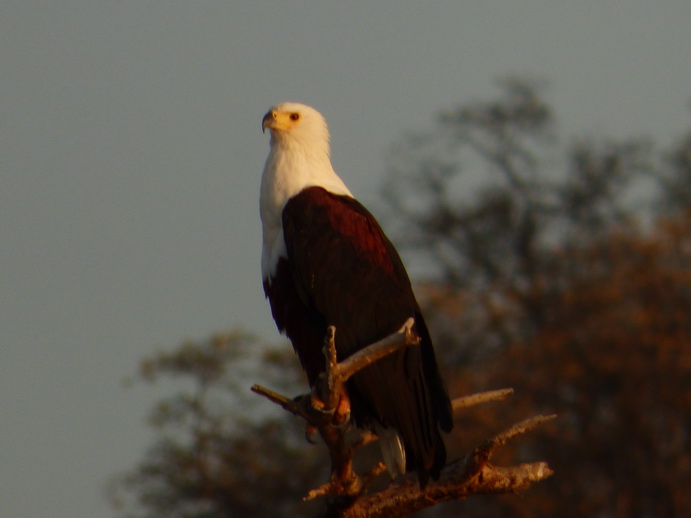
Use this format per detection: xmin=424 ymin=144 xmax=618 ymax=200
xmin=2 ymin=2 xmax=690 ymax=516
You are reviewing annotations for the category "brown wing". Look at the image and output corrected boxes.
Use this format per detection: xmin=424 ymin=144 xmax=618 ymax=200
xmin=275 ymin=186 xmax=452 ymax=483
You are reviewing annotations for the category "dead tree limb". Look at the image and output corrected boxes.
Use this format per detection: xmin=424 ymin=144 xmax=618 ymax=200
xmin=452 ymin=387 xmax=514 ymax=410
xmin=252 ymin=324 xmax=555 ymax=517
xmin=255 ymin=319 xmax=420 ymax=499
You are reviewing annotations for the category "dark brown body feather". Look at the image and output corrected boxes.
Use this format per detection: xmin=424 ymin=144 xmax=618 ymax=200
xmin=263 ymin=186 xmax=452 ymax=484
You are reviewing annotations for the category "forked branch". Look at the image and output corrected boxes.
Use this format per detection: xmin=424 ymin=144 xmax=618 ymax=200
xmin=252 ymin=324 xmax=554 ymax=517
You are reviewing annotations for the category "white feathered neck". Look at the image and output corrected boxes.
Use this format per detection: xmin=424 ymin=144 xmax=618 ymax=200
xmin=260 ymin=103 xmax=352 ymax=280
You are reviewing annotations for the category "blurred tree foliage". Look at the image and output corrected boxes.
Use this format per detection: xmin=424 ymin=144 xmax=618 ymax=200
xmin=110 ymin=78 xmax=691 ymax=517
xmin=108 ymin=332 xmax=327 ymax=517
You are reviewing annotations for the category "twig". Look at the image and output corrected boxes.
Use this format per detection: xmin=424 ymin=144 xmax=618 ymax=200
xmin=466 ymin=414 xmax=557 ymax=476
xmin=316 ymin=319 xmax=417 ymax=413
xmin=452 ymin=388 xmax=514 ymax=411
xmin=250 ymin=384 xmax=301 ymax=415
xmin=336 ymin=318 xmax=417 ymax=382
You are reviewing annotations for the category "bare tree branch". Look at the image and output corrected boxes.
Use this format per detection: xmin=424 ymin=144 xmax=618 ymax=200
xmin=252 ymin=325 xmax=554 ymax=517
xmin=335 ymin=318 xmax=418 ymax=383
xmin=452 ymin=387 xmax=514 ymax=410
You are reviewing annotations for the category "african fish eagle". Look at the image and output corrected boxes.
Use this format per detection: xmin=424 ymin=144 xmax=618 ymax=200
xmin=259 ymin=102 xmax=452 ymax=485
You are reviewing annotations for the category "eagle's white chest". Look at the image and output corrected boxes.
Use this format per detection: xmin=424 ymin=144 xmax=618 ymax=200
xmin=259 ymin=145 xmax=352 ymax=281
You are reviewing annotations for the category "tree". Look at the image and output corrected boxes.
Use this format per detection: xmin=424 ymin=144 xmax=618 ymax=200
xmin=382 ymin=78 xmax=691 ymax=517
xmin=383 ymin=77 xmax=655 ymax=353
xmin=660 ymin=128 xmax=691 ymax=212
xmin=111 ymin=78 xmax=691 ymax=517
xmin=108 ymin=332 xmax=329 ymax=518
xmin=412 ymin=213 xmax=691 ymax=518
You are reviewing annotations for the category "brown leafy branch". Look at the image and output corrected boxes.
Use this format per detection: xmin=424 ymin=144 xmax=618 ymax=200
xmin=252 ymin=323 xmax=554 ymax=517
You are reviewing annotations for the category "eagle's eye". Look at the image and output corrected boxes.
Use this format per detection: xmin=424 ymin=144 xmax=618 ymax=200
xmin=289 ymin=113 xmax=300 ymax=121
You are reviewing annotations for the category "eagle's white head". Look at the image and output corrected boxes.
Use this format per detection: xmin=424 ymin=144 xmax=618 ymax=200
xmin=262 ymin=102 xmax=331 ymax=158
xmin=259 ymin=103 xmax=352 ymax=279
